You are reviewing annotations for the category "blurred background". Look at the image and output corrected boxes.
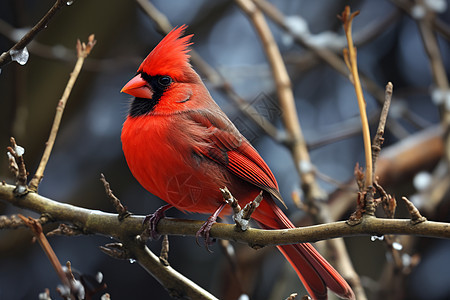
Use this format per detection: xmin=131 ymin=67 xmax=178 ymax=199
xmin=0 ymin=0 xmax=449 ymax=299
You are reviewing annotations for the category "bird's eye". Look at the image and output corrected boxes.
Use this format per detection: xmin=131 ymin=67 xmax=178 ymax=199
xmin=158 ymin=76 xmax=172 ymax=87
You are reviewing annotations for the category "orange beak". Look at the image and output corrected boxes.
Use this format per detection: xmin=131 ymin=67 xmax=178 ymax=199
xmin=121 ymin=74 xmax=154 ymax=99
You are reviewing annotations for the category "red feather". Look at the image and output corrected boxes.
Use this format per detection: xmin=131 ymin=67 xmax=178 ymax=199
xmin=138 ymin=25 xmax=193 ymax=81
xmin=121 ymin=26 xmax=355 ymax=300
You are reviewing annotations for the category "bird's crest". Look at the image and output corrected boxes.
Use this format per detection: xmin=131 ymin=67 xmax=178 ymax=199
xmin=138 ymin=25 xmax=193 ymax=80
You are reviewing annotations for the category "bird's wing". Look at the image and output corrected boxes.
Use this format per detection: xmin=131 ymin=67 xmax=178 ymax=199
xmin=185 ymin=109 xmax=285 ymax=206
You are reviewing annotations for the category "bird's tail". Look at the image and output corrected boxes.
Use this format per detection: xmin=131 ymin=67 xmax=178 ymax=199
xmin=255 ymin=200 xmax=355 ymax=300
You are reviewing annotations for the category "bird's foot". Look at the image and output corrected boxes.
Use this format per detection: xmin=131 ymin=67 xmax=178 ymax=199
xmin=196 ymin=203 xmax=226 ymax=252
xmin=195 ymin=215 xmax=217 ymax=252
xmin=142 ymin=204 xmax=173 ymax=240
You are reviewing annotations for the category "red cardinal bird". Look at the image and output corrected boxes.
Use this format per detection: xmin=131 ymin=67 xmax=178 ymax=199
xmin=121 ymin=25 xmax=355 ymax=300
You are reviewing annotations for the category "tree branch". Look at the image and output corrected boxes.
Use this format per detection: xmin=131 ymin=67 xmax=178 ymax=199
xmin=1 ymin=183 xmax=449 ymax=247
xmin=123 ymin=236 xmax=218 ymax=300
xmin=0 ymin=0 xmax=66 ymax=68
xmin=235 ymin=0 xmax=321 ymax=202
xmin=254 ymin=0 xmax=411 ymax=139
xmin=339 ymin=7 xmax=373 ymax=191
xmin=28 ymin=34 xmax=96 ymax=192
xmin=372 ymin=82 xmax=393 ymax=181
xmin=413 ymin=1 xmax=450 ymax=164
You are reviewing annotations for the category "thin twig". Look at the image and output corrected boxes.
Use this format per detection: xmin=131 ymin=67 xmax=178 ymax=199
xmin=0 ymin=18 xmax=137 ymax=72
xmin=6 ymin=137 xmax=28 ymax=195
xmin=135 ymin=0 xmax=172 ymax=34
xmin=389 ymin=0 xmax=450 ymax=42
xmin=0 ymin=214 xmax=24 ymax=229
xmin=0 ymin=0 xmax=66 ymax=68
xmin=100 ymin=173 xmax=130 ymax=220
xmin=383 ymin=235 xmax=404 ymax=271
xmin=28 ymin=35 xmax=96 ymax=192
xmin=217 ymin=239 xmax=247 ymax=297
xmin=339 ymin=6 xmax=373 ymax=190
xmin=253 ymin=0 xmax=406 ymax=135
xmin=412 ymin=1 xmax=450 ymax=163
xmin=235 ymin=0 xmax=325 ymax=205
xmin=159 ymin=235 xmax=170 ymax=266
xmin=0 ymin=18 xmax=143 ymax=72
xmin=18 ymin=215 xmax=72 ymax=292
xmin=330 ymin=124 xmax=444 ymax=221
xmin=241 ymin=191 xmax=263 ymax=220
xmin=372 ymin=82 xmax=393 ymax=181
xmin=417 ymin=17 xmax=449 ymax=90
xmin=374 ymin=181 xmax=397 ymax=219
xmin=339 ymin=7 xmax=376 ymax=224
xmin=331 ymin=238 xmax=366 ymax=300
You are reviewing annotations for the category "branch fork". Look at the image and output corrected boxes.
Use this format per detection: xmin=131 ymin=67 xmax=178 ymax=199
xmin=220 ymin=187 xmax=263 ymax=231
xmin=340 ymin=7 xmax=398 ymax=225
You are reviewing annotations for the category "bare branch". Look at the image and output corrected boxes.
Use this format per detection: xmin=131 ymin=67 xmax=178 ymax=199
xmin=18 ymin=215 xmax=72 ymax=295
xmin=100 ymin=173 xmax=130 ymax=220
xmin=28 ymin=35 xmax=96 ymax=192
xmin=159 ymin=235 xmax=170 ymax=266
xmin=413 ymin=1 xmax=450 ymax=163
xmin=372 ymin=82 xmax=394 ymax=181
xmin=6 ymin=137 xmax=28 ymax=195
xmin=0 ymin=0 xmax=66 ymax=68
xmin=235 ymin=0 xmax=326 ymax=208
xmin=125 ymin=235 xmax=219 ymax=300
xmin=254 ymin=0 xmax=410 ymax=139
xmin=1 ymin=183 xmax=449 ymax=247
xmin=0 ymin=214 xmax=24 ymax=229
xmin=339 ymin=6 xmax=372 ymax=191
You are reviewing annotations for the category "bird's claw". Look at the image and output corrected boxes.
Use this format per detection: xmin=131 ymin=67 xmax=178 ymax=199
xmin=195 ymin=215 xmax=217 ymax=252
xmin=142 ymin=204 xmax=172 ymax=240
xmin=143 ymin=214 xmax=162 ymax=240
